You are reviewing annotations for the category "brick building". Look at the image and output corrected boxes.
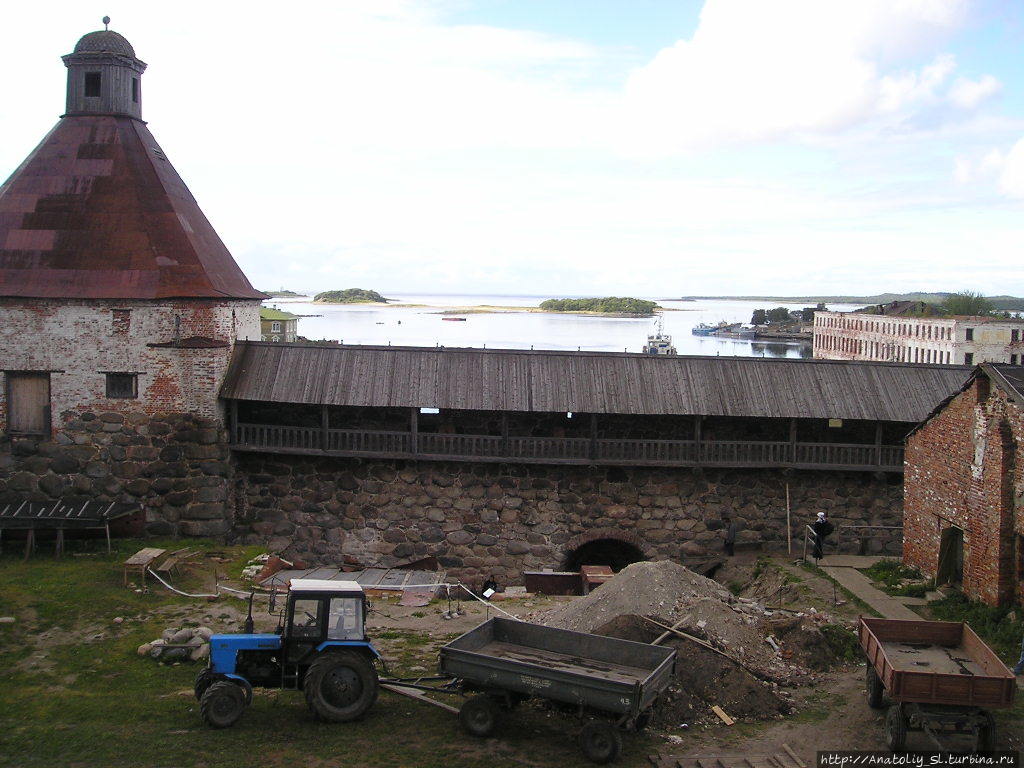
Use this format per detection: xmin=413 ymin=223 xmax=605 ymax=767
xmin=0 ymin=25 xmax=264 ymax=535
xmin=813 ymin=309 xmax=1024 ymax=366
xmin=904 ymin=364 xmax=1024 ymax=606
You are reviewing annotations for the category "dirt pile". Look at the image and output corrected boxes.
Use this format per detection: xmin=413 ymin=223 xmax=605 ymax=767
xmin=534 ymin=560 xmax=852 ymax=725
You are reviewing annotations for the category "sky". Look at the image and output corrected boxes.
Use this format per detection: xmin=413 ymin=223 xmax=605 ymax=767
xmin=2 ymin=0 xmax=1024 ymax=297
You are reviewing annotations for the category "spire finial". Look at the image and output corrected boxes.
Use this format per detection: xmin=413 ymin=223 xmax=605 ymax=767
xmin=102 ymin=16 xmax=110 ymax=31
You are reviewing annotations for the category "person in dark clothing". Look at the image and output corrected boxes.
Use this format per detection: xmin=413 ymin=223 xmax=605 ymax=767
xmin=812 ymin=511 xmax=834 ymax=561
xmin=723 ymin=515 xmax=738 ymax=557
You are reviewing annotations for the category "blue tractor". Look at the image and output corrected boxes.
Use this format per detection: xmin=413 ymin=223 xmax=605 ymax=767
xmin=193 ymin=579 xmax=380 ymax=728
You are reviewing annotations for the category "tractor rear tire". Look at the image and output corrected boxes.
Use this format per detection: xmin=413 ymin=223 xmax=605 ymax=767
xmin=459 ymin=695 xmax=500 ymax=737
xmin=866 ymin=665 xmax=884 ymax=709
xmin=304 ymin=651 xmax=378 ymax=722
xmin=579 ymin=722 xmax=623 ymax=764
xmin=200 ymin=681 xmax=246 ymax=729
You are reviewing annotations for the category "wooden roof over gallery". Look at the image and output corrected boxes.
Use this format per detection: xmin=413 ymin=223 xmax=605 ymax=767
xmin=220 ymin=342 xmax=971 ymax=423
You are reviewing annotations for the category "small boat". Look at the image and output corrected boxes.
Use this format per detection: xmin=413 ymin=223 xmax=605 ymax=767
xmin=442 ymin=317 xmax=467 ymax=322
xmin=643 ymin=318 xmax=677 ymax=355
xmin=691 ymin=323 xmax=717 ymax=336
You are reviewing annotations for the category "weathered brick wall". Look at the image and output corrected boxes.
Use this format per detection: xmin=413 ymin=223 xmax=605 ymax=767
xmin=904 ymin=376 xmax=1024 ymax=605
xmin=230 ymin=455 xmax=903 ymax=584
xmin=0 ymin=410 xmax=234 ymax=536
xmin=0 ymin=298 xmax=260 ymax=429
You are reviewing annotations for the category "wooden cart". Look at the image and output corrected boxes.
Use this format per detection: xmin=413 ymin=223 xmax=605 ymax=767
xmin=858 ymin=617 xmax=1015 ymax=752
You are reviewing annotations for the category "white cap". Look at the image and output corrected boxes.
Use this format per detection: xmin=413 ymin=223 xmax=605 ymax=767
xmin=816 ymin=512 xmax=826 ymax=521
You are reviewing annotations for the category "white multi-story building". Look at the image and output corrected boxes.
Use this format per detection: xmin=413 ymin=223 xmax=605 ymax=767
xmin=813 ymin=310 xmax=1024 ymax=366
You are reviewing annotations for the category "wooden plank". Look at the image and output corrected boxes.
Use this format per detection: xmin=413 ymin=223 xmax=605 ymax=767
xmin=124 ymin=548 xmax=166 ymax=566
xmin=783 ymin=743 xmax=806 ymax=768
xmin=710 ymin=705 xmax=734 ymax=726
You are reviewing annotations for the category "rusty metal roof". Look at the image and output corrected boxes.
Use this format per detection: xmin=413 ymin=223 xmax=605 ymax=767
xmin=0 ymin=115 xmax=266 ymax=300
xmin=221 ymin=342 xmax=971 ymax=422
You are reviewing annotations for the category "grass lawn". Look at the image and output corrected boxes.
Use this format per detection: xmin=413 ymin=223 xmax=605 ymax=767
xmin=0 ymin=540 xmax=658 ymax=768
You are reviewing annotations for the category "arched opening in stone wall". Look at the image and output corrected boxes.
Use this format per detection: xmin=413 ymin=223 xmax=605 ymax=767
xmin=562 ymin=538 xmax=645 ymax=573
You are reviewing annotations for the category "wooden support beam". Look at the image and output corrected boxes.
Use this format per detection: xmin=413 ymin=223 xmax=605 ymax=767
xmin=874 ymin=423 xmax=883 ymax=466
xmin=501 ymin=412 xmax=509 ymax=457
xmin=589 ymin=413 xmax=598 ymax=461
xmin=410 ymin=407 xmax=419 ymax=456
xmin=694 ymin=415 xmax=703 ymax=463
xmin=321 ymin=405 xmax=329 ymax=451
xmin=789 ymin=418 xmax=798 ymax=464
xmin=230 ymin=399 xmax=239 ymax=444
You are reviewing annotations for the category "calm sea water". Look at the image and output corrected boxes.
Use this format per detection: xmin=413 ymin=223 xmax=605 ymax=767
xmin=264 ymin=294 xmax=861 ymax=359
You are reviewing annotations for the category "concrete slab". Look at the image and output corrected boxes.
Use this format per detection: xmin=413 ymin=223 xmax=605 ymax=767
xmin=817 ymin=555 xmax=886 ymax=568
xmin=820 ymin=566 xmax=922 ymax=620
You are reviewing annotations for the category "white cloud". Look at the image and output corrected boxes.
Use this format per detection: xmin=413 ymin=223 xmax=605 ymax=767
xmin=948 ymin=74 xmax=1001 ymax=109
xmin=999 ymin=138 xmax=1024 ymax=198
xmin=618 ymin=0 xmax=983 ymax=152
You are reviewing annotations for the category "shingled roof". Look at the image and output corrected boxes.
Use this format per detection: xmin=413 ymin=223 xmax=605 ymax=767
xmin=221 ymin=342 xmax=970 ymax=422
xmin=0 ymin=115 xmax=265 ymax=300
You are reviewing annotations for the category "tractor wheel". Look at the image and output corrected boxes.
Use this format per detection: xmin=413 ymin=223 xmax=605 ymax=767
xmin=866 ymin=665 xmax=884 ymax=709
xmin=194 ymin=668 xmax=217 ymax=701
xmin=200 ymin=681 xmax=246 ymax=729
xmin=304 ymin=651 xmax=378 ymax=722
xmin=459 ymin=695 xmax=500 ymax=737
xmin=885 ymin=705 xmax=907 ymax=752
xmin=579 ymin=722 xmax=623 ymax=764
xmin=975 ymin=711 xmax=996 ymax=753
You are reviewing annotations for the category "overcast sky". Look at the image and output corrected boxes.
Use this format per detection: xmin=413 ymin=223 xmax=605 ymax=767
xmin=3 ymin=1 xmax=1024 ymax=297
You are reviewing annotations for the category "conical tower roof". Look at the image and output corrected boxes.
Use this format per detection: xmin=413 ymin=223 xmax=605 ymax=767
xmin=0 ymin=27 xmax=265 ymax=300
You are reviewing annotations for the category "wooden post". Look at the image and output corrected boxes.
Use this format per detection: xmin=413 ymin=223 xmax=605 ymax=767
xmin=230 ymin=399 xmax=239 ymax=445
xmin=786 ymin=483 xmax=792 ymax=554
xmin=589 ymin=414 xmax=598 ymax=461
xmin=502 ymin=412 xmax=510 ymax=458
xmin=410 ymin=407 xmax=419 ymax=457
xmin=694 ymin=415 xmax=703 ymax=464
xmin=321 ymin=405 xmax=329 ymax=452
xmin=874 ymin=423 xmax=883 ymax=467
xmin=789 ymin=418 xmax=798 ymax=465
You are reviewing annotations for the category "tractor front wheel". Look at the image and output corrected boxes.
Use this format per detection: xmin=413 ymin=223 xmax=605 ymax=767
xmin=200 ymin=681 xmax=246 ymax=729
xmin=304 ymin=651 xmax=379 ymax=722
xmin=194 ymin=668 xmax=217 ymax=701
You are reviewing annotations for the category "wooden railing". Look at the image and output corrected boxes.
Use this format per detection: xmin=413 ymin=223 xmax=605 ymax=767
xmin=233 ymin=423 xmax=905 ymax=471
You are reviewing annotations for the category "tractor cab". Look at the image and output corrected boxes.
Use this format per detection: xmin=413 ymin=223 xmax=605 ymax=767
xmin=196 ymin=579 xmax=380 ymax=729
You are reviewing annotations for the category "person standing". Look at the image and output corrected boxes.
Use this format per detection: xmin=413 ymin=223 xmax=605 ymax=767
xmin=723 ymin=515 xmax=738 ymax=557
xmin=812 ymin=511 xmax=834 ymax=561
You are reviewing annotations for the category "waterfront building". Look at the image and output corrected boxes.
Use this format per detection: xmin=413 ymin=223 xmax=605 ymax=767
xmin=813 ymin=308 xmax=1024 ymax=366
xmin=260 ymin=308 xmax=299 ymax=342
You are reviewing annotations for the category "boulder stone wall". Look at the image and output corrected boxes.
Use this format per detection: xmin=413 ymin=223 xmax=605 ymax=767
xmin=230 ymin=454 xmax=903 ymax=583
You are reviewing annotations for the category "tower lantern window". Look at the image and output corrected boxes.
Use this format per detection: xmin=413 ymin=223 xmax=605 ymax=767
xmin=84 ymin=72 xmax=101 ymax=97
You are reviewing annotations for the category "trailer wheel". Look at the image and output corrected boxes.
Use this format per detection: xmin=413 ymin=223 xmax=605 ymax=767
xmin=200 ymin=681 xmax=246 ymax=729
xmin=459 ymin=695 xmax=500 ymax=737
xmin=304 ymin=651 xmax=379 ymax=722
xmin=975 ymin=711 xmax=996 ymax=753
xmin=579 ymin=722 xmax=622 ymax=764
xmin=885 ymin=705 xmax=907 ymax=751
xmin=865 ymin=665 xmax=884 ymax=709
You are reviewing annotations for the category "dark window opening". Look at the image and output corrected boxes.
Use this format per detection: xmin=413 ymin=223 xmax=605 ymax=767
xmin=106 ymin=373 xmax=138 ymax=399
xmin=965 ymin=352 xmax=974 ymax=366
xmin=562 ymin=538 xmax=644 ymax=573
xmin=965 ymin=328 xmax=974 ymax=341
xmin=85 ymin=72 xmax=101 ymax=98
xmin=132 ymin=78 xmax=139 ymax=103
xmin=1013 ymin=330 xmax=1020 ymax=343
xmin=1012 ymin=355 xmax=1019 ymax=366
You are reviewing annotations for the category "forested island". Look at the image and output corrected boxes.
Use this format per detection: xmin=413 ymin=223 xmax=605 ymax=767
xmin=539 ymin=297 xmax=659 ymax=316
xmin=675 ymin=292 xmax=1024 ymax=312
xmin=313 ymin=288 xmax=390 ymax=304
xmin=262 ymin=289 xmax=305 ymax=298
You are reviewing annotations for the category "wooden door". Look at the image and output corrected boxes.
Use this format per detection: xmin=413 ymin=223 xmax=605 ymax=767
xmin=7 ymin=373 xmax=50 ymax=434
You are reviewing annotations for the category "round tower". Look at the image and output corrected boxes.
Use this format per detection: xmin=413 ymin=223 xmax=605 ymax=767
xmin=61 ymin=18 xmax=147 ymax=120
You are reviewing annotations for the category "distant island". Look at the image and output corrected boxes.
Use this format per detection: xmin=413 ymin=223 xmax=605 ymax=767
xmin=314 ymin=288 xmax=390 ymax=304
xmin=262 ymin=289 xmax=306 ymax=298
xmin=539 ymin=297 xmax=659 ymax=316
xmin=674 ymin=292 xmax=1024 ymax=312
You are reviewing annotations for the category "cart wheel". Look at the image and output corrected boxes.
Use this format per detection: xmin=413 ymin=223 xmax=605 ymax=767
xmin=865 ymin=665 xmax=884 ymax=709
xmin=975 ymin=711 xmax=996 ymax=753
xmin=459 ymin=695 xmax=500 ymax=737
xmin=885 ymin=705 xmax=907 ymax=751
xmin=579 ymin=722 xmax=623 ymax=765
